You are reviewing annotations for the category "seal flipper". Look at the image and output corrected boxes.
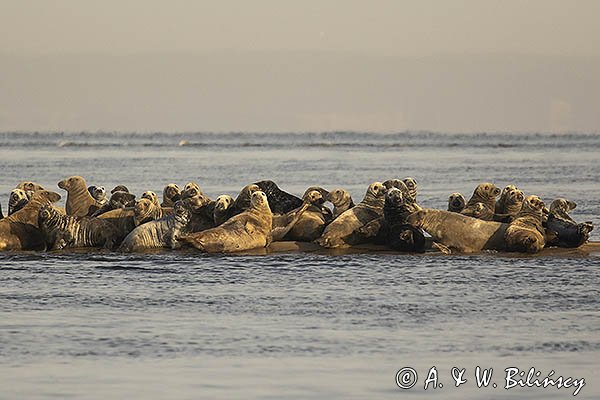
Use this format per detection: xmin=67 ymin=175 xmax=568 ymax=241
xmin=271 ymin=203 xmax=310 ymax=241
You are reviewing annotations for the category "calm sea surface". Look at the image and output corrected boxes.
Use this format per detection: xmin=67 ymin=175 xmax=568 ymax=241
xmin=0 ymin=132 xmax=599 ymax=399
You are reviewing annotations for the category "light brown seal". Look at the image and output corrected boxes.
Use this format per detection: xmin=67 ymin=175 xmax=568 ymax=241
xmin=141 ymin=191 xmax=161 ymax=209
xmin=407 ymin=209 xmax=508 ymax=253
xmin=181 ymin=182 xmax=202 ymax=199
xmin=447 ymin=192 xmax=466 ymax=213
xmin=461 ymin=183 xmax=501 ymax=221
xmin=316 ymin=182 xmax=386 ymax=248
xmin=0 ymin=190 xmax=61 ymax=250
xmin=134 ymin=198 xmax=166 ymax=226
xmin=504 ymin=195 xmax=546 ymax=253
xmin=327 ymin=188 xmax=355 ymax=219
xmin=182 ymin=191 xmax=273 ymax=253
xmin=161 ymin=184 xmax=181 ymax=208
xmin=285 ymin=190 xmax=331 ymax=242
xmin=58 ymin=176 xmax=102 ymax=217
xmin=15 ymin=181 xmax=45 ymax=192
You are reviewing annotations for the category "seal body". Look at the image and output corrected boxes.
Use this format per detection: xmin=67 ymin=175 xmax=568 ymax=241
xmin=505 ymin=195 xmax=546 ymax=253
xmin=316 ymin=182 xmax=386 ymax=248
xmin=407 ymin=209 xmax=508 ymax=253
xmin=0 ymin=190 xmax=61 ymax=251
xmin=182 ymin=191 xmax=273 ymax=253
xmin=58 ymin=176 xmax=103 ymax=217
xmin=119 ymin=201 xmax=192 ymax=252
xmin=38 ymin=205 xmax=119 ymax=250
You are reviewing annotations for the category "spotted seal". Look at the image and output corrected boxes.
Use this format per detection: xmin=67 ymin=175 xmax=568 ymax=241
xmin=111 ymin=185 xmax=130 ymax=194
xmin=0 ymin=190 xmax=61 ymax=251
xmin=87 ymin=185 xmax=108 ymax=206
xmin=545 ymin=198 xmax=594 ymax=248
xmin=316 ymin=182 xmax=386 ymax=248
xmin=461 ymin=183 xmax=501 ymax=221
xmin=447 ymin=192 xmax=466 ymax=213
xmin=494 ymin=188 xmax=525 ymax=222
xmin=182 ymin=191 xmax=273 ymax=253
xmin=504 ymin=195 xmax=546 ymax=253
xmin=161 ymin=184 xmax=181 ymax=208
xmin=8 ymin=189 xmax=30 ymax=215
xmin=495 ymin=185 xmax=517 ymax=214
xmin=38 ymin=204 xmax=119 ymax=250
xmin=58 ymin=176 xmax=103 ymax=217
xmin=119 ymin=200 xmax=193 ymax=252
xmin=227 ymin=184 xmax=261 ymax=218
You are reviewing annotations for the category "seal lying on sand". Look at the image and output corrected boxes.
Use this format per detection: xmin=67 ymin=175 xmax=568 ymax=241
xmin=161 ymin=184 xmax=181 ymax=207
xmin=58 ymin=176 xmax=103 ymax=217
xmin=119 ymin=200 xmax=193 ymax=252
xmin=92 ymin=191 xmax=137 ymax=217
xmin=447 ymin=193 xmax=466 ymax=213
xmin=0 ymin=190 xmax=61 ymax=251
xmin=285 ymin=190 xmax=332 ymax=242
xmin=461 ymin=183 xmax=501 ymax=221
xmin=38 ymin=205 xmax=119 ymax=250
xmin=254 ymin=180 xmax=303 ymax=214
xmin=545 ymin=198 xmax=594 ymax=248
xmin=504 ymin=195 xmax=546 ymax=253
xmin=316 ymin=182 xmax=386 ymax=248
xmin=182 ymin=191 xmax=273 ymax=253
xmin=327 ymin=188 xmax=355 ymax=219
xmin=8 ymin=189 xmax=30 ymax=215
xmin=407 ymin=208 xmax=508 ymax=253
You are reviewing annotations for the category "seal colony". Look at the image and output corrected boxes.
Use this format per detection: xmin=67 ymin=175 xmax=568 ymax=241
xmin=0 ymin=176 xmax=595 ymax=254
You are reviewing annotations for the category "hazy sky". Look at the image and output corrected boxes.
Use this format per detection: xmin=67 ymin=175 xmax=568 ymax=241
xmin=1 ymin=0 xmax=599 ymax=132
